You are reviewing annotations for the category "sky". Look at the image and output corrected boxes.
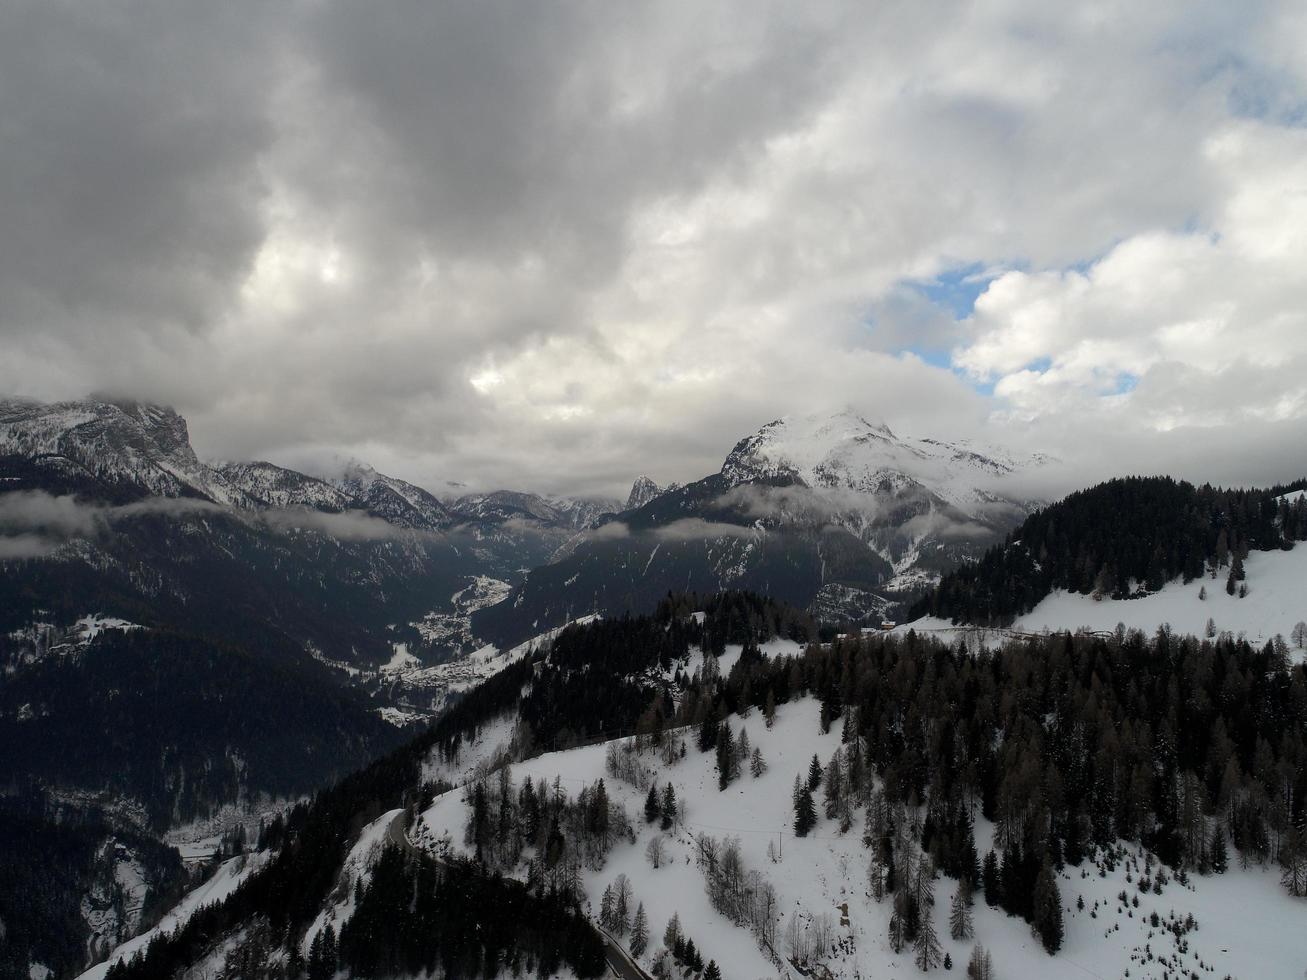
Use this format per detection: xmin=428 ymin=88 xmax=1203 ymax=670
xmin=2 ymin=1 xmax=1306 ymax=499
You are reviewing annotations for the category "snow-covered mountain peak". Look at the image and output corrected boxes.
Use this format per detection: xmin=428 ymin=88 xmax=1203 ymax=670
xmin=0 ymin=396 xmax=250 ymax=505
xmin=720 ymin=409 xmax=1045 ymax=514
xmin=335 ymin=463 xmax=452 ymax=532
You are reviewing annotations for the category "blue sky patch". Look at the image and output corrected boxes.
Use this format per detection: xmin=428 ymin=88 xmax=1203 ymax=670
xmin=910 ymin=262 xmax=1001 ymax=319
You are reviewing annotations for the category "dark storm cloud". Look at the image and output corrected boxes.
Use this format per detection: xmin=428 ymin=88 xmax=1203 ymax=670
xmin=0 ymin=1 xmax=280 ymax=328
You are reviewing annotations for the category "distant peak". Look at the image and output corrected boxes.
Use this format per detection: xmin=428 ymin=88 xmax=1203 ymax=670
xmin=338 ymin=459 xmax=380 ymax=485
xmin=625 ymin=475 xmax=665 ymax=510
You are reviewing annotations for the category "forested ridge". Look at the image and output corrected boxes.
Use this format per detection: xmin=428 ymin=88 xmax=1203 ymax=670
xmin=913 ymin=476 xmax=1307 ymax=625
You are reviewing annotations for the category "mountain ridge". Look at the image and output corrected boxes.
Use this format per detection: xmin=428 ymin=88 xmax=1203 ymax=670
xmin=473 ymin=410 xmax=1049 ymax=645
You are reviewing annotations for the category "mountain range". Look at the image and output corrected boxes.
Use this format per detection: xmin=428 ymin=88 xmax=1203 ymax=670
xmin=474 ymin=410 xmax=1047 ymax=645
xmin=1 ymin=397 xmax=1048 ymax=656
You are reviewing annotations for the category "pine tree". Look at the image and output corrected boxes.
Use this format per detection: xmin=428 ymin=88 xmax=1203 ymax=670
xmin=698 ymin=712 xmax=717 ymax=752
xmin=888 ymin=905 xmax=907 ymax=954
xmin=660 ymin=783 xmax=677 ymax=830
xmin=750 ymin=745 xmax=766 ymax=778
xmin=949 ymin=879 xmax=974 ymax=940
xmin=819 ymin=685 xmax=840 ymax=733
xmin=868 ymin=836 xmax=888 ymax=902
xmin=764 ymin=689 xmax=777 ymax=728
xmin=704 ymin=961 xmax=721 ymax=980
xmin=981 ymin=850 xmax=1000 ymax=906
xmin=631 ymin=903 xmax=649 ymax=957
xmin=306 ymin=929 xmax=325 ymax=980
xmin=914 ymin=908 xmax=943 ymax=971
xmin=613 ymin=873 xmax=633 ymax=935
xmin=1210 ymin=825 xmax=1229 ymax=873
xmin=645 ymin=784 xmax=661 ymax=823
xmin=716 ymin=723 xmax=736 ymax=790
xmin=684 ymin=938 xmax=699 ymax=971
xmin=600 ymin=884 xmax=615 ymax=931
xmin=664 ymin=912 xmax=682 ymax=952
xmin=807 ymin=754 xmax=823 ymax=792
xmin=1032 ymin=860 xmax=1064 ymax=954
xmin=822 ymin=750 xmax=844 ymax=819
xmin=794 ymin=784 xmax=817 ymax=837
xmin=1281 ymin=827 xmax=1307 ymax=897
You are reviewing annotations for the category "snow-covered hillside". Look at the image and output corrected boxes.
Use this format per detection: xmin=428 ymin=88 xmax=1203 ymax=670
xmin=414 ymin=690 xmax=1302 ymax=980
xmin=905 ymin=541 xmax=1307 ymax=661
xmin=78 ymin=852 xmax=270 ymax=980
xmin=219 ymin=461 xmax=356 ymax=512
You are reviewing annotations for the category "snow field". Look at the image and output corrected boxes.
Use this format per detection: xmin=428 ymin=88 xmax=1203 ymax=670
xmin=904 ymin=542 xmax=1307 ymax=663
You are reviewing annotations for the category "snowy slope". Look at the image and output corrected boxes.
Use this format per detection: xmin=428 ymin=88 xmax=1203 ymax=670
xmin=300 ymin=808 xmax=403 ymax=955
xmin=218 ymin=460 xmax=356 ymax=512
xmin=904 ymin=542 xmax=1307 ymax=660
xmin=1013 ymin=544 xmax=1307 ymax=651
xmin=336 ymin=461 xmax=453 ymax=531
xmin=78 ymin=852 xmax=270 ymax=980
xmin=416 ymin=693 xmax=1303 ymax=980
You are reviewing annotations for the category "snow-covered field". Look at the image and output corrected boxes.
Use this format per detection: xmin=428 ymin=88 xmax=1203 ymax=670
xmin=904 ymin=542 xmax=1307 ymax=661
xmin=415 ymin=695 xmax=1303 ymax=980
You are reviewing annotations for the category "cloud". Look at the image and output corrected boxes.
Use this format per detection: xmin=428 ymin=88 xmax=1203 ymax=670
xmin=0 ymin=491 xmax=102 ymax=536
xmin=0 ymin=492 xmax=222 ymax=546
xmin=0 ymin=490 xmax=431 ymax=547
xmin=717 ymin=484 xmax=882 ymax=524
xmin=653 ymin=518 xmax=759 ymax=543
xmin=0 ymin=2 xmax=1305 ymax=497
xmin=255 ymin=506 xmax=410 ymax=542
xmin=0 ymin=533 xmax=58 ymax=561
xmin=898 ymin=511 xmax=996 ymax=544
xmin=585 ymin=521 xmax=631 ymax=542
